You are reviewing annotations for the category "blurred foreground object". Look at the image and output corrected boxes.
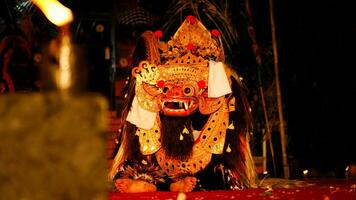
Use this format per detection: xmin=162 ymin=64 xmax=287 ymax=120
xmin=0 ymin=93 xmax=109 ymax=199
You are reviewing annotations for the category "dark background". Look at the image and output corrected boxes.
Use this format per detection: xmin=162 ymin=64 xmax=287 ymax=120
xmin=1 ymin=0 xmax=355 ymax=179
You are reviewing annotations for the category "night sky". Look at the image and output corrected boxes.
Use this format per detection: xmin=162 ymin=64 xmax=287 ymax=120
xmin=1 ymin=0 xmax=355 ymax=178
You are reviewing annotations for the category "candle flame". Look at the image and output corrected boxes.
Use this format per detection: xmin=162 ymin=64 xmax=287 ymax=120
xmin=303 ymin=169 xmax=309 ymax=175
xmin=32 ymin=0 xmax=73 ymax=26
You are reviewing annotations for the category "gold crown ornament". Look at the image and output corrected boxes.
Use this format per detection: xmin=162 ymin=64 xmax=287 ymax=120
xmin=158 ymin=15 xmax=225 ymax=62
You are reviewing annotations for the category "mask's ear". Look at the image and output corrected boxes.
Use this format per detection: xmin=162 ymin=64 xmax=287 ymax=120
xmin=208 ymin=61 xmax=232 ymax=98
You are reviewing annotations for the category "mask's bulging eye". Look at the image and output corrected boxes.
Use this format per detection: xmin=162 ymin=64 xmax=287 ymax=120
xmin=184 ymin=88 xmax=191 ymax=94
xmin=163 ymin=86 xmax=169 ymax=94
xmin=183 ymin=86 xmax=194 ymax=96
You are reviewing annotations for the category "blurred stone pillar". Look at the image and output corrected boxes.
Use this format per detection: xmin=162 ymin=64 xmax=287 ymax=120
xmin=0 ymin=93 xmax=109 ymax=200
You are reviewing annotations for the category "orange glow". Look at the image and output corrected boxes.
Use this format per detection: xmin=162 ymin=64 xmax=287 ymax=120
xmin=32 ymin=0 xmax=73 ymax=26
xmin=56 ymin=35 xmax=72 ymax=90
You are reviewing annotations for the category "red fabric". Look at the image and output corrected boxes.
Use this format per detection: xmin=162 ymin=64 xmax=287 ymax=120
xmin=108 ymin=179 xmax=356 ymax=200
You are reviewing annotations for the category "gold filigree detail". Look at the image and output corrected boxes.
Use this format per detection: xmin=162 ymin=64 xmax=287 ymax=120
xmin=166 ymin=52 xmax=207 ymax=66
xmin=136 ymin=118 xmax=162 ymax=155
xmin=132 ymin=61 xmax=159 ymax=85
xmin=159 ymin=52 xmax=208 ymax=83
xmin=228 ymin=122 xmax=235 ymax=130
xmin=199 ymin=102 xmax=229 ymax=154
xmin=228 ymin=97 xmax=236 ymax=112
xmin=135 ymin=86 xmax=160 ymax=112
xmin=133 ymin=61 xmax=161 ymax=112
xmin=226 ymin=144 xmax=231 ymax=153
xmin=198 ymin=96 xmax=225 ymax=114
xmin=156 ymin=144 xmax=212 ymax=176
xmin=160 ymin=17 xmax=224 ymax=61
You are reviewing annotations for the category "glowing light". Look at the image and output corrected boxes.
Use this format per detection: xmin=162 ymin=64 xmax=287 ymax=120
xmin=345 ymin=166 xmax=350 ymax=179
xmin=303 ymin=169 xmax=309 ymax=175
xmin=95 ymin=24 xmax=104 ymax=32
xmin=33 ymin=0 xmax=75 ymax=91
xmin=32 ymin=0 xmax=73 ymax=26
xmin=177 ymin=192 xmax=186 ymax=200
xmin=263 ymin=171 xmax=268 ymax=175
xmin=56 ymin=35 xmax=72 ymax=90
xmin=141 ymin=160 xmax=148 ymax=165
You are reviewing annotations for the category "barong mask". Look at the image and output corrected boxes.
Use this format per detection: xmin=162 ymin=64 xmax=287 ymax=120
xmin=127 ymin=16 xmax=233 ymax=129
xmin=111 ymin=16 xmax=256 ymax=186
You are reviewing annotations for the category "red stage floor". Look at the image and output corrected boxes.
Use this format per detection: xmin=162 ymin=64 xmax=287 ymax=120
xmin=108 ymin=179 xmax=356 ymax=200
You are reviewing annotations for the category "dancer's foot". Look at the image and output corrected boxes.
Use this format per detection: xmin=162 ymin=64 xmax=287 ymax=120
xmin=115 ymin=178 xmax=157 ymax=193
xmin=170 ymin=176 xmax=197 ymax=192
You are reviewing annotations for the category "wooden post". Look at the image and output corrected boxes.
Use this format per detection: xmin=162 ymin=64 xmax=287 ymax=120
xmin=262 ymin=136 xmax=267 ymax=172
xmin=268 ymin=0 xmax=290 ymax=179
